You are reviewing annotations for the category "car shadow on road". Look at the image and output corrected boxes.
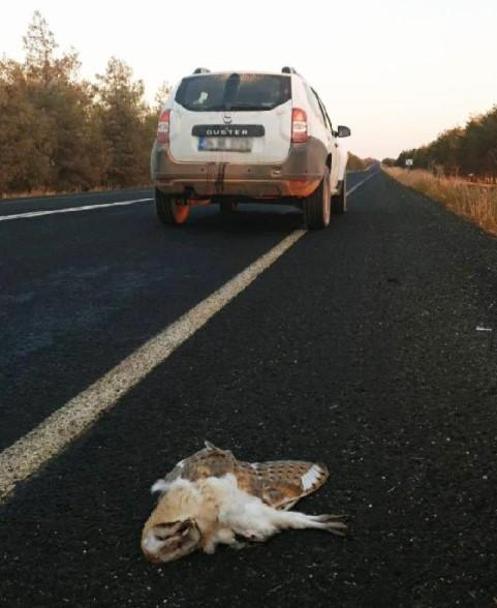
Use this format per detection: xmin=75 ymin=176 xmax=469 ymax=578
xmin=167 ymin=204 xmax=304 ymax=236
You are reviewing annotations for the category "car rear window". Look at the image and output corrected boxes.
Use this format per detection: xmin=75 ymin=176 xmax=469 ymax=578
xmin=175 ymin=73 xmax=291 ymax=112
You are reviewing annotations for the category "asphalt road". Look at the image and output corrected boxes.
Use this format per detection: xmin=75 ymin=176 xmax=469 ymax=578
xmin=1 ymin=168 xmax=496 ymax=607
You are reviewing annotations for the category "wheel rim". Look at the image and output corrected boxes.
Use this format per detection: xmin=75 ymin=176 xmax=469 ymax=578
xmin=172 ymin=201 xmax=190 ymax=224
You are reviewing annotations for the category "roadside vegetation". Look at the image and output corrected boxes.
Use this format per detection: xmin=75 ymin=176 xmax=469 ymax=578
xmin=347 ymin=153 xmax=372 ymax=171
xmin=0 ymin=12 xmax=167 ymax=198
xmin=384 ymin=105 xmax=497 ymax=184
xmin=384 ymin=167 xmax=497 ymax=236
xmin=383 ymin=103 xmax=497 ymax=236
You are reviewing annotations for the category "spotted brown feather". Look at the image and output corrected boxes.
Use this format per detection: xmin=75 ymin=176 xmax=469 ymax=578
xmin=163 ymin=442 xmax=329 ymax=510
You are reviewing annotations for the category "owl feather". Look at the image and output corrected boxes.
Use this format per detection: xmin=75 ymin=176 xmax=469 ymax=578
xmin=163 ymin=441 xmax=329 ymax=510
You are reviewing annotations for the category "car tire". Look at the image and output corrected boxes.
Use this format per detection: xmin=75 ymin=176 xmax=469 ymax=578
xmin=155 ymin=189 xmax=190 ymax=225
xmin=303 ymin=167 xmax=331 ymax=229
xmin=331 ymin=174 xmax=347 ymax=214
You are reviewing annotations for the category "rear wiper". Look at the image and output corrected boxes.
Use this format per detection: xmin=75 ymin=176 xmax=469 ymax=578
xmin=226 ymin=104 xmax=270 ymax=111
xmin=187 ymin=103 xmax=272 ymax=112
xmin=191 ymin=105 xmax=225 ymax=112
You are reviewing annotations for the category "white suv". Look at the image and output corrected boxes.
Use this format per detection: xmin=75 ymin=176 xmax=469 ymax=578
xmin=151 ymin=67 xmax=350 ymax=229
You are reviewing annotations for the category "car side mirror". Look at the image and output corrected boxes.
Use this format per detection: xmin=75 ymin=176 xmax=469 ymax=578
xmin=337 ymin=125 xmax=351 ymax=138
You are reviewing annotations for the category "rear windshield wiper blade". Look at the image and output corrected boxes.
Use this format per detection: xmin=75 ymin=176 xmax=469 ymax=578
xmin=183 ymin=103 xmax=273 ymax=112
xmin=226 ymin=104 xmax=272 ymax=111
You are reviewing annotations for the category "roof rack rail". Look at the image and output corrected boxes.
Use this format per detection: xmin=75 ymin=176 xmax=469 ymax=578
xmin=281 ymin=66 xmax=299 ymax=75
xmin=193 ymin=67 xmax=210 ymax=74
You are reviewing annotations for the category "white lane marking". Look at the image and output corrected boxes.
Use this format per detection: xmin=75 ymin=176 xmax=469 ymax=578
xmin=347 ymin=170 xmax=378 ymax=195
xmin=0 ymin=198 xmax=153 ymax=222
xmin=0 ymin=175 xmax=374 ymax=502
xmin=0 ymin=230 xmax=305 ymax=501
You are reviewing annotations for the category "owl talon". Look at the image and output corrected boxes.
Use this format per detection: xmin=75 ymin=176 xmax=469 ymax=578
xmin=313 ymin=513 xmax=348 ymax=522
xmin=327 ymin=524 xmax=348 ymax=536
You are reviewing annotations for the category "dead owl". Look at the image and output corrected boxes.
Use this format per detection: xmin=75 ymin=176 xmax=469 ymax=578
xmin=141 ymin=442 xmax=346 ymax=564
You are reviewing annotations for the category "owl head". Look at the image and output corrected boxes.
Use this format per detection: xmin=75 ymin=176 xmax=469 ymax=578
xmin=141 ymin=478 xmax=202 ymax=563
xmin=141 ymin=518 xmax=201 ymax=563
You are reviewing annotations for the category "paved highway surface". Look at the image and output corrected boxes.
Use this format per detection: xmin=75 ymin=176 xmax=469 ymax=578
xmin=1 ymin=167 xmax=496 ymax=607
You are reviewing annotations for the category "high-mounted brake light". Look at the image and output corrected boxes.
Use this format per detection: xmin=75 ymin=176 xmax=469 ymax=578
xmin=157 ymin=110 xmax=171 ymax=144
xmin=291 ymin=108 xmax=308 ymax=144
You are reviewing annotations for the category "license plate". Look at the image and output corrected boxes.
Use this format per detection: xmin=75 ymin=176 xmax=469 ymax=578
xmin=198 ymin=137 xmax=252 ymax=152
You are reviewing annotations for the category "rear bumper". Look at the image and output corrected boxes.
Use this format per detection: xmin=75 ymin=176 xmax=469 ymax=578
xmin=151 ymin=138 xmax=328 ymax=199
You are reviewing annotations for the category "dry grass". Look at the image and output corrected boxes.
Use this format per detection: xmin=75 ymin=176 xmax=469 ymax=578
xmin=384 ymin=167 xmax=497 ymax=236
xmin=0 ymin=184 xmax=151 ymax=202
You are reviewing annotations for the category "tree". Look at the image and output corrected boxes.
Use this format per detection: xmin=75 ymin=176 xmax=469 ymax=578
xmin=94 ymin=57 xmax=152 ymax=187
xmin=396 ymin=105 xmax=497 ymax=181
xmin=154 ymin=81 xmax=172 ymax=112
xmin=0 ymin=11 xmax=159 ymax=195
xmin=23 ymin=12 xmax=108 ymax=191
xmin=347 ymin=153 xmax=367 ymax=170
xmin=0 ymin=57 xmax=56 ymax=194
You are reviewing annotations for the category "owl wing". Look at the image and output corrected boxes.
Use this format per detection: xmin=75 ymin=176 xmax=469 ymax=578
xmin=163 ymin=441 xmax=237 ymax=484
xmin=233 ymin=459 xmax=329 ymax=510
xmin=158 ymin=443 xmax=329 ymax=510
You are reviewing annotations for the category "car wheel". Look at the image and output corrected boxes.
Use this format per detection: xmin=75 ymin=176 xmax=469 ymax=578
xmin=331 ymin=174 xmax=347 ymax=214
xmin=155 ymin=189 xmax=190 ymax=225
xmin=303 ymin=167 xmax=331 ymax=229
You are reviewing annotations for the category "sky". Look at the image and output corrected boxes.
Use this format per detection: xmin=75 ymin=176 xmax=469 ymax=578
xmin=1 ymin=0 xmax=496 ymax=159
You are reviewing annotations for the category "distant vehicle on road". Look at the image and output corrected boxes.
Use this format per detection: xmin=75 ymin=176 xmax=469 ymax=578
xmin=151 ymin=67 xmax=351 ymax=229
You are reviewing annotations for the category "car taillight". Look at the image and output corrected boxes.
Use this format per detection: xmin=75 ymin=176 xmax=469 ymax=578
xmin=291 ymin=108 xmax=308 ymax=143
xmin=157 ymin=110 xmax=171 ymax=144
